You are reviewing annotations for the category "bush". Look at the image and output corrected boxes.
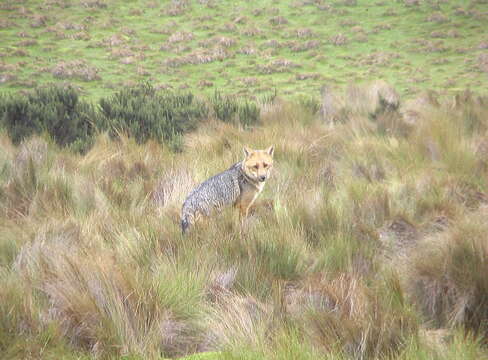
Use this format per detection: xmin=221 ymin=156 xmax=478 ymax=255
xmin=211 ymin=91 xmax=260 ymax=127
xmin=1 ymin=86 xmax=98 ymax=152
xmin=99 ymin=83 xmax=208 ymax=150
xmin=0 ymin=84 xmax=264 ymax=152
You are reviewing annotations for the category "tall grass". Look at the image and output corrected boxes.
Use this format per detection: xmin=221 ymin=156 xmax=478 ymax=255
xmin=0 ymin=83 xmax=487 ymax=359
xmin=405 ymin=210 xmax=488 ymax=337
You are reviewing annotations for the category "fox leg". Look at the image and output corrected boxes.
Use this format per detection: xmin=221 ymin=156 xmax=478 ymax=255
xmin=238 ymin=203 xmax=250 ymax=218
xmin=237 ymin=191 xmax=260 ymax=226
xmin=235 ymin=203 xmax=247 ymax=229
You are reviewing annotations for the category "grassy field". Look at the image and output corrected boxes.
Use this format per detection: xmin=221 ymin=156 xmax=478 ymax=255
xmin=1 ymin=83 xmax=488 ymax=359
xmin=1 ymin=0 xmax=487 ymax=100
xmin=1 ymin=0 xmax=488 ymax=359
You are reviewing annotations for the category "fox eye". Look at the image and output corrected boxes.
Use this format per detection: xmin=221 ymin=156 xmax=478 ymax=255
xmin=253 ymin=164 xmax=259 ymax=169
xmin=263 ymin=163 xmax=269 ymax=168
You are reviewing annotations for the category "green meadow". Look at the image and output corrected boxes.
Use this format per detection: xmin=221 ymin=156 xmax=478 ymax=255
xmin=1 ymin=0 xmax=487 ymax=100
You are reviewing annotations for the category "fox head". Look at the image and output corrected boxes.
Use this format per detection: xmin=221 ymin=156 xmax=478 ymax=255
xmin=242 ymin=145 xmax=274 ymax=183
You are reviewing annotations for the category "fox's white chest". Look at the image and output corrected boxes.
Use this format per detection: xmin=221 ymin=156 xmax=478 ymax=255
xmin=251 ymin=182 xmax=265 ymax=202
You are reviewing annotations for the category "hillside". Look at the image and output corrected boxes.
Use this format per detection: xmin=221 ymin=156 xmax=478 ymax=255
xmin=1 ymin=0 xmax=487 ymax=100
xmin=1 ymin=84 xmax=488 ymax=359
xmin=1 ymin=0 xmax=488 ymax=359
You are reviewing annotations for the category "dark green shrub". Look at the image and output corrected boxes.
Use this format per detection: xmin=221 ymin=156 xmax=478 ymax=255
xmin=99 ymin=83 xmax=208 ymax=149
xmin=1 ymin=86 xmax=97 ymax=152
xmin=211 ymin=91 xmax=260 ymax=127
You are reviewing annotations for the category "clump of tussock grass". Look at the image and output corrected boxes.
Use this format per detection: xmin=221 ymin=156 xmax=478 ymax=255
xmin=269 ymin=16 xmax=288 ymax=25
xmin=256 ymin=59 xmax=300 ymax=74
xmin=163 ymin=46 xmax=232 ymax=67
xmin=295 ymin=27 xmax=314 ymax=38
xmin=403 ymin=0 xmax=420 ymax=6
xmin=287 ymin=40 xmax=321 ymax=52
xmin=329 ymin=33 xmax=348 ymax=46
xmin=12 ymin=137 xmax=49 ymax=176
xmin=321 ymin=80 xmax=402 ymax=130
xmin=409 ymin=107 xmax=483 ymax=183
xmin=320 ymin=85 xmax=348 ymax=125
xmin=0 ymin=269 xmax=45 ymax=357
xmin=167 ymin=30 xmax=194 ymax=43
xmin=289 ymin=189 xmax=378 ymax=275
xmin=153 ymin=166 xmax=195 ymax=211
xmin=164 ymin=0 xmax=192 ymax=17
xmin=477 ymin=53 xmax=488 ymax=73
xmin=2 ymin=154 xmax=42 ymax=218
xmin=242 ymin=222 xmax=309 ymax=283
xmin=0 ymin=19 xmax=17 ymax=28
xmin=426 ymin=12 xmax=450 ymax=23
xmin=404 ymin=209 xmax=488 ymax=338
xmin=204 ymin=292 xmax=272 ymax=350
xmin=355 ymin=51 xmax=401 ymax=67
xmin=378 ymin=217 xmax=420 ymax=260
xmin=13 ymin=220 xmax=208 ymax=358
xmin=51 ymin=60 xmax=101 ymax=81
xmin=290 ymin=273 xmax=418 ymax=359
xmin=29 ymin=14 xmax=49 ymax=28
xmin=398 ymin=329 xmax=486 ymax=360
xmin=238 ymin=45 xmax=258 ymax=55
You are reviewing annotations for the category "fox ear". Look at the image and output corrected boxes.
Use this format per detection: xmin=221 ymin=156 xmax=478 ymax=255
xmin=266 ymin=145 xmax=275 ymax=157
xmin=243 ymin=146 xmax=252 ymax=157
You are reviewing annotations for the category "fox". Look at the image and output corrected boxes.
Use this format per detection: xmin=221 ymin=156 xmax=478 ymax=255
xmin=181 ymin=145 xmax=275 ymax=234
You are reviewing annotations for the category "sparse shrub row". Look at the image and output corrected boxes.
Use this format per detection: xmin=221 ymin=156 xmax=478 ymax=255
xmin=0 ymin=83 xmax=261 ymax=152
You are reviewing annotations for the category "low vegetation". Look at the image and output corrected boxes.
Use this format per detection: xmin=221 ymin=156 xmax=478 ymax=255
xmin=0 ymin=84 xmax=262 ymax=153
xmin=0 ymin=81 xmax=487 ymax=359
xmin=1 ymin=85 xmax=98 ymax=151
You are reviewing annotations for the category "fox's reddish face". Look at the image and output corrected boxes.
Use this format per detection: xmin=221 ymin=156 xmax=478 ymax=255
xmin=243 ymin=146 xmax=274 ymax=183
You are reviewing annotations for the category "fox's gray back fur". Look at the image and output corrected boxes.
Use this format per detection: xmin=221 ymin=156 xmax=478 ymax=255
xmin=181 ymin=162 xmax=245 ymax=233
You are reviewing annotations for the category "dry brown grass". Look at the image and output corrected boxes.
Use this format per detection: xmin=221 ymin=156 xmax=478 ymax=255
xmin=256 ymin=58 xmax=300 ymax=74
xmin=293 ymin=273 xmax=418 ymax=359
xmin=404 ymin=208 xmax=488 ymax=338
xmin=329 ymin=33 xmax=348 ymax=46
xmin=51 ymin=60 xmax=101 ymax=81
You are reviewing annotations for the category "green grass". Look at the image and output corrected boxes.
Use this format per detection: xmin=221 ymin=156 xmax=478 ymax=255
xmin=1 ymin=0 xmax=487 ymax=101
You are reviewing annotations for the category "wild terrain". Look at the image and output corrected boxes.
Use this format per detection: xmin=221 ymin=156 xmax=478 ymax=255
xmin=1 ymin=0 xmax=488 ymax=359
xmin=1 ymin=82 xmax=488 ymax=359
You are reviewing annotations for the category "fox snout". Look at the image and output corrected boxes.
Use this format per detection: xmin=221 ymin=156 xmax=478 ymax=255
xmin=259 ymin=175 xmax=266 ymax=182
